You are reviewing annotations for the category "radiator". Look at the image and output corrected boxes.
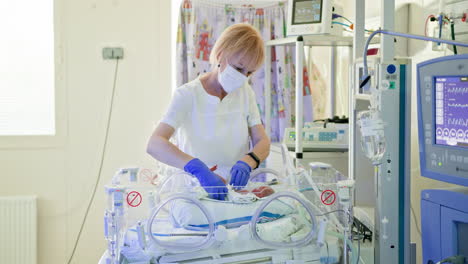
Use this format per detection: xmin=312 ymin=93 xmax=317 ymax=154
xmin=0 ymin=196 xmax=37 ymax=264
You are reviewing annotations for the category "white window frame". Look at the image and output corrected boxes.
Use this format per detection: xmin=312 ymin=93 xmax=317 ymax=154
xmin=0 ymin=1 xmax=67 ymax=149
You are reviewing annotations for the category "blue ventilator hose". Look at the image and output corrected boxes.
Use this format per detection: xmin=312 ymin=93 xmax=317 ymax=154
xmin=361 ymin=30 xmax=468 ymax=87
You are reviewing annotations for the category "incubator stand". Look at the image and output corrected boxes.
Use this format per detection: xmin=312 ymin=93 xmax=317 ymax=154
xmin=99 ymin=155 xmax=359 ymax=264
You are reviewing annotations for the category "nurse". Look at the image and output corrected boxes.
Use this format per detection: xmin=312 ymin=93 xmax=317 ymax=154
xmin=147 ymin=23 xmax=270 ymax=200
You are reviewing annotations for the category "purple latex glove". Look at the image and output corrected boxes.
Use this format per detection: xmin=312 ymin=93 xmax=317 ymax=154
xmin=229 ymin=160 xmax=252 ymax=190
xmin=184 ymin=158 xmax=227 ymax=200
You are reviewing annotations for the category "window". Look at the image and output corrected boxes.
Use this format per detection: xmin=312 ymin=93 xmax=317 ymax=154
xmin=0 ymin=0 xmax=55 ymax=136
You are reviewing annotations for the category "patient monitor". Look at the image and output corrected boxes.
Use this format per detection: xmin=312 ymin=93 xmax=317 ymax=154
xmin=286 ymin=0 xmax=342 ymax=36
xmin=417 ymin=54 xmax=468 ymax=186
xmin=418 ymin=54 xmax=468 ymax=264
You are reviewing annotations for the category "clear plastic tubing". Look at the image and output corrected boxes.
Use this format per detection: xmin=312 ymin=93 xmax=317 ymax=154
xmin=250 ymin=191 xmax=317 ymax=248
xmin=327 ymin=230 xmax=358 ymax=264
xmin=147 ymin=194 xmax=215 ymax=252
xmin=250 ymin=168 xmax=280 ymax=181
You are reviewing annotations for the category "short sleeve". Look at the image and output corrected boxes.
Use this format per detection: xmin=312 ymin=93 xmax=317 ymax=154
xmin=159 ymin=87 xmax=192 ymax=129
xmin=246 ymin=87 xmax=262 ymax=127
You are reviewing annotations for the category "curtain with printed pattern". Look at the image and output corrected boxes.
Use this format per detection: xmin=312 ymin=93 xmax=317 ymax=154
xmin=176 ymin=0 xmax=313 ymax=142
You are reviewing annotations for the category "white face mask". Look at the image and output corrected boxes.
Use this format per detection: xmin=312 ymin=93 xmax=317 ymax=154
xmin=217 ymin=63 xmax=247 ymax=93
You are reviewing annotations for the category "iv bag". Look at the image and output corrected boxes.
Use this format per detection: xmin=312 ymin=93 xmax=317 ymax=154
xmin=357 ymin=109 xmax=386 ymax=164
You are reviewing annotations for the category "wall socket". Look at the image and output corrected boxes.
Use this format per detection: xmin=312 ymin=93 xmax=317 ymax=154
xmin=102 ymin=47 xmax=124 ymax=60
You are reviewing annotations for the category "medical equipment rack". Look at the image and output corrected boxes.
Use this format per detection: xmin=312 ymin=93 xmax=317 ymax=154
xmin=264 ymin=34 xmax=379 ymax=264
xmin=264 ymin=34 xmax=380 ymax=158
xmin=264 ymin=1 xmax=414 ymax=263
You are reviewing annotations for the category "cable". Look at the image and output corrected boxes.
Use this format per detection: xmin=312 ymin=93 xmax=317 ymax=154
xmin=325 ymin=240 xmax=330 ymax=263
xmin=438 ymin=15 xmax=444 ymax=45
xmin=333 ymin=21 xmax=351 ymax=28
xmin=317 ymin=209 xmax=353 ymax=220
xmin=410 ymin=204 xmax=422 ymax=237
xmin=361 ymin=30 xmax=468 ymax=85
xmin=326 ymin=231 xmax=358 ymax=264
xmin=450 ymin=21 xmax=458 ymax=54
xmin=357 ymin=236 xmax=360 ymax=264
xmin=332 ymin=21 xmax=375 ymax=33
xmin=424 ymin=15 xmax=435 ymax=37
xmin=335 ymin=14 xmax=353 ymax=25
xmin=66 ymin=59 xmax=120 ymax=264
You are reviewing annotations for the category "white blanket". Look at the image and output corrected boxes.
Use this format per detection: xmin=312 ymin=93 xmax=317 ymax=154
xmin=170 ymin=195 xmax=296 ymax=229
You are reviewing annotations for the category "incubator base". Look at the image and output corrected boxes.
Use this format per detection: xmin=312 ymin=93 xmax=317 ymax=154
xmin=98 ymin=236 xmax=340 ymax=264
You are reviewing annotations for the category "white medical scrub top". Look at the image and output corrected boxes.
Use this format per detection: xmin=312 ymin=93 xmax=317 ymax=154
xmin=160 ymin=77 xmax=262 ymax=180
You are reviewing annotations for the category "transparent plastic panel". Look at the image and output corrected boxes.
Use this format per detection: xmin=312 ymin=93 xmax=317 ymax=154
xmin=147 ymin=197 xmax=212 ymax=252
xmin=254 ymin=196 xmax=309 ymax=243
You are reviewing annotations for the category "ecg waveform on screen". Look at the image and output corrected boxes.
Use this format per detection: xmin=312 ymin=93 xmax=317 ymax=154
xmin=447 ymin=103 xmax=468 ymax=108
xmin=447 ymin=118 xmax=468 ymax=127
xmin=447 ymin=87 xmax=468 ymax=94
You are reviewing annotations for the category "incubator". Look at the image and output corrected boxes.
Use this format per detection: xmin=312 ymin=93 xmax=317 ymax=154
xmin=99 ymin=146 xmax=359 ymax=264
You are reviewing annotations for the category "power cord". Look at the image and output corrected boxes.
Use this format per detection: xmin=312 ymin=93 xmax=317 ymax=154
xmin=410 ymin=203 xmax=422 ymax=237
xmin=67 ymin=58 xmax=120 ymax=264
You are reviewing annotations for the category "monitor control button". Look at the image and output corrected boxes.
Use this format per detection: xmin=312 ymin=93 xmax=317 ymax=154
xmin=386 ymin=64 xmax=397 ymax=74
xmin=450 ymin=155 xmax=456 ymax=162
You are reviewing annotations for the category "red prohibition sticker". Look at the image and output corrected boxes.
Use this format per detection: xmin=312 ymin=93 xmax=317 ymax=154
xmin=321 ymin=190 xmax=336 ymax=206
xmin=126 ymin=191 xmax=142 ymax=207
xmin=139 ymin=169 xmax=158 ymax=185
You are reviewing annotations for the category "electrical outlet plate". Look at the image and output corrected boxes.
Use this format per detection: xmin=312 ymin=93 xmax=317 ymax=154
xmin=102 ymin=47 xmax=124 ymax=60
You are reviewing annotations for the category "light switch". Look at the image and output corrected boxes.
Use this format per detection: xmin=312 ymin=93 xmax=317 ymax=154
xmin=102 ymin=47 xmax=124 ymax=60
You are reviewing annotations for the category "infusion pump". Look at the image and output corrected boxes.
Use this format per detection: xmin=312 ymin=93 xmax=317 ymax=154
xmin=283 ymin=122 xmax=349 ymax=152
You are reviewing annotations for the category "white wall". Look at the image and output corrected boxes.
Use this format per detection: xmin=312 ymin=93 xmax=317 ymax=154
xmin=0 ymin=0 xmax=172 ymax=263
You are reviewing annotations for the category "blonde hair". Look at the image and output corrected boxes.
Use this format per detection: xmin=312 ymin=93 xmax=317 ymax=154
xmin=210 ymin=23 xmax=265 ymax=71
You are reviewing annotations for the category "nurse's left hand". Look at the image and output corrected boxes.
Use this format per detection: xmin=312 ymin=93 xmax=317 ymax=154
xmin=229 ymin=161 xmax=252 ymax=190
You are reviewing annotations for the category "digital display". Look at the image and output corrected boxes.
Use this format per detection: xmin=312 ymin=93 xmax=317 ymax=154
xmin=434 ymin=76 xmax=468 ymax=148
xmin=292 ymin=0 xmax=322 ymax=25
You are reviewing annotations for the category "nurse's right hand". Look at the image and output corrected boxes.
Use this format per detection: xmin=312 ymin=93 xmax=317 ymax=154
xmin=184 ymin=158 xmax=228 ymax=200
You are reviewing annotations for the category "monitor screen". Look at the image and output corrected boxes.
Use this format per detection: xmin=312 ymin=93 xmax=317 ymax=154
xmin=292 ymin=0 xmax=322 ymax=25
xmin=434 ymin=76 xmax=468 ymax=148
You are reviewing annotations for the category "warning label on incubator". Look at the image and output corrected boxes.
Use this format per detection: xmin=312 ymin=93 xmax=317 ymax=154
xmin=321 ymin=190 xmax=336 ymax=206
xmin=139 ymin=168 xmax=157 ymax=184
xmin=126 ymin=191 xmax=142 ymax=207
